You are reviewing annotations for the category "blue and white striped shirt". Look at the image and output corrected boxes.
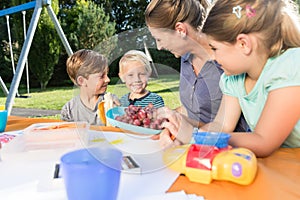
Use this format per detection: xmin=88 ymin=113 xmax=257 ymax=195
xmin=120 ymin=92 xmax=164 ymax=108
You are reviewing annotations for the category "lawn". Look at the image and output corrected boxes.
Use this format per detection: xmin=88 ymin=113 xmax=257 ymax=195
xmin=0 ymin=74 xmax=181 ymax=118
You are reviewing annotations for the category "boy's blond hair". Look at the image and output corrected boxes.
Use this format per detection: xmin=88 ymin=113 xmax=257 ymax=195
xmin=119 ymin=50 xmax=152 ymax=75
xmin=66 ymin=49 xmax=108 ymax=86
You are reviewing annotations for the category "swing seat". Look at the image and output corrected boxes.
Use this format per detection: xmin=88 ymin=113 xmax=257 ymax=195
xmin=16 ymin=94 xmax=31 ymax=98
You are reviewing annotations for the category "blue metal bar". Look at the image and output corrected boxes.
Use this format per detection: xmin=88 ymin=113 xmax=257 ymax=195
xmin=0 ymin=1 xmax=36 ymax=17
xmin=5 ymin=0 xmax=42 ymax=115
xmin=3 ymin=0 xmax=73 ymax=115
xmin=47 ymin=6 xmax=73 ymax=56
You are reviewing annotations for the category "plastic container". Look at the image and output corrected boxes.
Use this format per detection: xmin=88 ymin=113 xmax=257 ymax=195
xmin=60 ymin=147 xmax=122 ymax=200
xmin=21 ymin=122 xmax=89 ymax=151
xmin=193 ymin=132 xmax=231 ymax=148
xmin=0 ymin=110 xmax=8 ymax=132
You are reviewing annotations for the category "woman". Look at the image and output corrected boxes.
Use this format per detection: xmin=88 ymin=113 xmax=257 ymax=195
xmin=145 ymin=0 xmax=249 ymax=131
xmin=157 ymin=0 xmax=300 ymax=157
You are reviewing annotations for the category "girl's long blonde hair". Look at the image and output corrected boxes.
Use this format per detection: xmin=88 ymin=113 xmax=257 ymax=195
xmin=202 ymin=0 xmax=300 ymax=57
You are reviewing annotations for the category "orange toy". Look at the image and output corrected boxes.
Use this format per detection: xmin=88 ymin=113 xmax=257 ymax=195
xmin=98 ymin=101 xmax=106 ymax=125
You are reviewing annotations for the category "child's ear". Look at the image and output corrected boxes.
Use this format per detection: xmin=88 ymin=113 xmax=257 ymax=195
xmin=76 ymin=76 xmax=86 ymax=86
xmin=236 ymin=34 xmax=252 ymax=55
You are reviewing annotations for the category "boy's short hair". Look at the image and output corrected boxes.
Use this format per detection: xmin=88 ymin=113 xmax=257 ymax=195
xmin=66 ymin=49 xmax=108 ymax=85
xmin=119 ymin=50 xmax=152 ymax=75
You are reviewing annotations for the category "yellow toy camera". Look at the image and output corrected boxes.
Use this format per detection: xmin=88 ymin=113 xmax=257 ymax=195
xmin=163 ymin=132 xmax=257 ymax=185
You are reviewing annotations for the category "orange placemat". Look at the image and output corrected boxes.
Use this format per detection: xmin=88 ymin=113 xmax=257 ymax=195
xmin=168 ymin=148 xmax=300 ymax=200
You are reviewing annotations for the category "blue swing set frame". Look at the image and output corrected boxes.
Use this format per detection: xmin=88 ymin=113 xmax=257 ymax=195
xmin=0 ymin=0 xmax=73 ymax=115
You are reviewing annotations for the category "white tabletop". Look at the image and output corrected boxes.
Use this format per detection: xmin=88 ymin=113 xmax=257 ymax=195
xmin=0 ymin=129 xmax=180 ymax=200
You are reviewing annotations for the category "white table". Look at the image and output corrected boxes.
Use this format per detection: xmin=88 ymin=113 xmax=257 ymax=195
xmin=0 ymin=129 xmax=180 ymax=200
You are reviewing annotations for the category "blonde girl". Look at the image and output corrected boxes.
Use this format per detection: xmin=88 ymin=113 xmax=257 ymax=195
xmin=158 ymin=0 xmax=300 ymax=157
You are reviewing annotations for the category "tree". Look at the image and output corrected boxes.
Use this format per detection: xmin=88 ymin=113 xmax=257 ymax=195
xmin=0 ymin=0 xmax=25 ymax=84
xmin=93 ymin=0 xmax=150 ymax=32
xmin=49 ymin=0 xmax=116 ymax=87
xmin=60 ymin=0 xmax=151 ymax=33
xmin=28 ymin=0 xmax=62 ymax=90
xmin=60 ymin=0 xmax=116 ymax=51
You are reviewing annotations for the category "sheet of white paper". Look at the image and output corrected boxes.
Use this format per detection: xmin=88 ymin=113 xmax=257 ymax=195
xmin=89 ymin=130 xmax=170 ymax=173
xmin=0 ymin=130 xmax=181 ymax=200
xmin=135 ymin=190 xmax=189 ymax=200
xmin=118 ymin=168 xmax=179 ymax=200
xmin=0 ymin=181 xmax=66 ymax=200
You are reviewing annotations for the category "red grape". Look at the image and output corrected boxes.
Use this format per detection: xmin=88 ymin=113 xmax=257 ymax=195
xmin=143 ymin=118 xmax=151 ymax=126
xmin=115 ymin=104 xmax=166 ymax=130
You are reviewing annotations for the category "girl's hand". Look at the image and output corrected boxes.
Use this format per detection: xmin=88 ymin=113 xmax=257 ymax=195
xmin=151 ymin=128 xmax=187 ymax=149
xmin=156 ymin=107 xmax=194 ymax=146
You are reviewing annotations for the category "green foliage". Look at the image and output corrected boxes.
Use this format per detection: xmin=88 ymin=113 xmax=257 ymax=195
xmin=60 ymin=0 xmax=116 ymax=50
xmin=28 ymin=0 xmax=61 ymax=90
xmin=1 ymin=0 xmax=184 ymax=89
xmin=0 ymin=0 xmax=25 ymax=84
xmin=93 ymin=0 xmax=151 ymax=32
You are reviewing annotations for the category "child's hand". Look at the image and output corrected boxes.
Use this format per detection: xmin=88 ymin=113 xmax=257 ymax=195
xmin=109 ymin=93 xmax=121 ymax=107
xmin=159 ymin=129 xmax=176 ymax=148
xmin=113 ymin=97 xmax=121 ymax=107
xmin=151 ymin=134 xmax=160 ymax=140
xmin=151 ymin=128 xmax=187 ymax=149
xmin=156 ymin=107 xmax=194 ymax=146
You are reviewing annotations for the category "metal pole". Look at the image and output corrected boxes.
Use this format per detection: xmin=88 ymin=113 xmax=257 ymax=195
xmin=6 ymin=15 xmax=16 ymax=75
xmin=0 ymin=77 xmax=9 ymax=96
xmin=22 ymin=10 xmax=30 ymax=95
xmin=0 ymin=1 xmax=36 ymax=17
xmin=5 ymin=0 xmax=43 ymax=115
xmin=46 ymin=4 xmax=73 ymax=56
xmin=6 ymin=15 xmax=20 ymax=97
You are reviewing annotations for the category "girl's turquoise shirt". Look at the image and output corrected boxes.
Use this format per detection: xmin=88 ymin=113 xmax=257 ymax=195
xmin=220 ymin=48 xmax=300 ymax=147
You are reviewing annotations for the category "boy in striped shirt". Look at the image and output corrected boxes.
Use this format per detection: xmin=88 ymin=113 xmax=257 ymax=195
xmin=118 ymin=50 xmax=164 ymax=108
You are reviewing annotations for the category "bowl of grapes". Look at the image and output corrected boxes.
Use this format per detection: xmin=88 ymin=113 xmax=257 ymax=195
xmin=106 ymin=104 xmax=167 ymax=135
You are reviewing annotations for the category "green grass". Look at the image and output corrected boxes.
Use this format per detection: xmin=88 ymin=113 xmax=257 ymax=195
xmin=0 ymin=74 xmax=181 ymax=118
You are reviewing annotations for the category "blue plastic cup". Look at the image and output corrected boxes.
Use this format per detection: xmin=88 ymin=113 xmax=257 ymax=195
xmin=0 ymin=110 xmax=8 ymax=132
xmin=60 ymin=147 xmax=123 ymax=200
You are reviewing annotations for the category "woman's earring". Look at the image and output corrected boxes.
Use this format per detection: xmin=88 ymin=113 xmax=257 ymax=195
xmin=180 ymin=32 xmax=187 ymax=39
